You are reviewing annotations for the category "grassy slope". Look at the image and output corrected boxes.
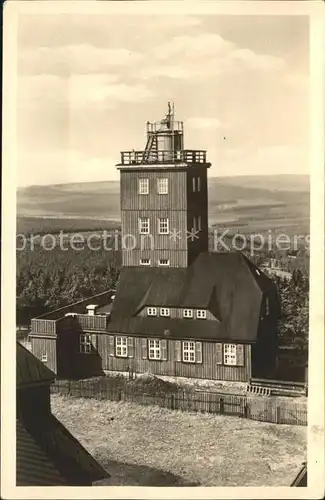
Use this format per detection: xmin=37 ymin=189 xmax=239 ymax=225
xmin=51 ymin=395 xmax=306 ymax=487
xmin=17 ymin=175 xmax=309 ymax=235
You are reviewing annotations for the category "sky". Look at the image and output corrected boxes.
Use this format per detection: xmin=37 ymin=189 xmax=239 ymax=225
xmin=16 ymin=13 xmax=310 ymax=186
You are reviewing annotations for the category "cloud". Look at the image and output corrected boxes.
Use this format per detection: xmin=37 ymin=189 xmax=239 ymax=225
xmin=19 ymin=44 xmax=144 ymax=76
xmin=187 ymin=117 xmax=224 ymax=130
xmin=141 ymin=33 xmax=286 ymax=81
xmin=18 ymin=74 xmax=154 ymax=107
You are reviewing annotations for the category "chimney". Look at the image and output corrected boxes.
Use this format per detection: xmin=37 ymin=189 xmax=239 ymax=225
xmin=86 ymin=304 xmax=98 ymax=316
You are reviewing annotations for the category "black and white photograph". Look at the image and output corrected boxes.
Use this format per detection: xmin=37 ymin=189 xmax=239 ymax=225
xmin=1 ymin=0 xmax=324 ymax=498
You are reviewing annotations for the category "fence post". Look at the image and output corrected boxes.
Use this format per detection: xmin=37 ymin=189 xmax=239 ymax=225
xmin=171 ymin=394 xmax=175 ymax=411
xmin=118 ymin=389 xmax=122 ymax=402
xmin=276 ymin=405 xmax=281 ymax=424
xmin=220 ymin=398 xmax=224 ymax=415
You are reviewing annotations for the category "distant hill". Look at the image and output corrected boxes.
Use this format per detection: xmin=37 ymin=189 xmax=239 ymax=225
xmin=17 ymin=175 xmax=309 ymax=235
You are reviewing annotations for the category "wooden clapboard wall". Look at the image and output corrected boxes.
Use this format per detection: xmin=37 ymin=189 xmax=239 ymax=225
xmin=97 ymin=335 xmax=251 ymax=382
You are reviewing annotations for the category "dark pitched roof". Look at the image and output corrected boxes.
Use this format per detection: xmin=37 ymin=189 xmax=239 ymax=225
xmin=16 ymin=419 xmax=67 ymax=486
xmin=107 ymin=252 xmax=280 ymax=342
xmin=17 ymin=342 xmax=55 ymax=388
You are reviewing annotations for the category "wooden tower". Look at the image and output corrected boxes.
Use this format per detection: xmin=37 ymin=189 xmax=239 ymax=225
xmin=116 ymin=103 xmax=211 ymax=268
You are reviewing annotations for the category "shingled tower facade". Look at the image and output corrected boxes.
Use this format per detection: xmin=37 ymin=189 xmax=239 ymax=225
xmin=116 ymin=103 xmax=211 ymax=268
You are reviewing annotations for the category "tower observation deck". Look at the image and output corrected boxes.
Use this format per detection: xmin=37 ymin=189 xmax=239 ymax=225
xmin=117 ymin=103 xmax=209 ymax=167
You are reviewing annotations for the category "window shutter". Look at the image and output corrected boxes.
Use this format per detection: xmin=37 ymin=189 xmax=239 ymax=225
xmin=216 ymin=343 xmax=223 ymax=364
xmin=108 ymin=336 xmax=115 ymax=357
xmin=236 ymin=344 xmax=245 ymax=366
xmin=91 ymin=334 xmax=97 ymax=350
xmin=161 ymin=339 xmax=168 ymax=361
xmin=175 ymin=340 xmax=182 ymax=362
xmin=195 ymin=342 xmax=203 ymax=363
xmin=128 ymin=337 xmax=134 ymax=358
xmin=141 ymin=338 xmax=148 ymax=359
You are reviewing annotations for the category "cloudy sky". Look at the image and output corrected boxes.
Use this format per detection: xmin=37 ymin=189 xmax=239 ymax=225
xmin=16 ymin=13 xmax=309 ymax=186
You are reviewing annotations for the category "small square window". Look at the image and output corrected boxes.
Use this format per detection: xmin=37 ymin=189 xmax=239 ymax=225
xmin=158 ymin=218 xmax=169 ymax=234
xmin=140 ymin=258 xmax=151 ymax=266
xmin=41 ymin=353 xmax=48 ymax=362
xmin=139 ymin=218 xmax=150 ymax=234
xmin=158 ymin=259 xmax=170 ymax=267
xmin=147 ymin=307 xmax=157 ymax=316
xmin=116 ymin=336 xmax=128 ymax=357
xmin=183 ymin=309 xmax=193 ymax=319
xmin=160 ymin=307 xmax=170 ymax=317
xmin=139 ymin=178 xmax=149 ymax=195
xmin=157 ymin=178 xmax=168 ymax=195
xmin=196 ymin=309 xmax=206 ymax=319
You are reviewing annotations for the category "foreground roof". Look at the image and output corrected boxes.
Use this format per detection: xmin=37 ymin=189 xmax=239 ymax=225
xmin=17 ymin=342 xmax=55 ymax=388
xmin=107 ymin=252 xmax=280 ymax=342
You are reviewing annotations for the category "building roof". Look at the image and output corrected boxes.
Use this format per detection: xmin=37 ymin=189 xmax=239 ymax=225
xmin=16 ymin=419 xmax=67 ymax=486
xmin=107 ymin=252 xmax=280 ymax=342
xmin=17 ymin=342 xmax=55 ymax=388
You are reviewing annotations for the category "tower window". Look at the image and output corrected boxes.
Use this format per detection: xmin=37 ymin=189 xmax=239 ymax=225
xmin=158 ymin=259 xmax=170 ymax=267
xmin=160 ymin=307 xmax=170 ymax=317
xmin=140 ymin=258 xmax=151 ymax=266
xmin=158 ymin=218 xmax=169 ymax=234
xmin=147 ymin=307 xmax=157 ymax=316
xmin=183 ymin=309 xmax=193 ymax=319
xmin=192 ymin=177 xmax=196 ymax=193
xmin=196 ymin=309 xmax=206 ymax=319
xmin=157 ymin=178 xmax=168 ymax=194
xmin=139 ymin=218 xmax=150 ymax=234
xmin=197 ymin=215 xmax=202 ymax=231
xmin=197 ymin=177 xmax=201 ymax=192
xmin=139 ymin=178 xmax=149 ymax=195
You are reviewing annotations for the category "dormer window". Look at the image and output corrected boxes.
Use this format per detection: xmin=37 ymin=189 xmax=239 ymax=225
xmin=158 ymin=259 xmax=170 ymax=267
xmin=183 ymin=309 xmax=193 ymax=319
xmin=140 ymin=258 xmax=151 ymax=266
xmin=160 ymin=307 xmax=170 ymax=317
xmin=147 ymin=307 xmax=157 ymax=316
xmin=196 ymin=309 xmax=206 ymax=319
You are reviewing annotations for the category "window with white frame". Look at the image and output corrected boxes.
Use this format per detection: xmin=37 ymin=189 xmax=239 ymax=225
xmin=115 ymin=336 xmax=128 ymax=357
xmin=148 ymin=339 xmax=161 ymax=360
xmin=138 ymin=178 xmax=149 ymax=194
xmin=157 ymin=178 xmax=168 ymax=195
xmin=80 ymin=334 xmax=92 ymax=354
xmin=147 ymin=307 xmax=157 ymax=316
xmin=41 ymin=353 xmax=48 ymax=362
xmin=158 ymin=258 xmax=170 ymax=267
xmin=139 ymin=217 xmax=150 ymax=234
xmin=160 ymin=307 xmax=170 ymax=317
xmin=140 ymin=258 xmax=151 ymax=266
xmin=158 ymin=218 xmax=169 ymax=234
xmin=196 ymin=309 xmax=206 ymax=319
xmin=183 ymin=309 xmax=193 ymax=319
xmin=182 ymin=341 xmax=195 ymax=362
xmin=223 ymin=344 xmax=237 ymax=365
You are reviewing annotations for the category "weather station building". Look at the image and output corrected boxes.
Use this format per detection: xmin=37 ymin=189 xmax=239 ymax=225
xmin=29 ymin=104 xmax=280 ymax=383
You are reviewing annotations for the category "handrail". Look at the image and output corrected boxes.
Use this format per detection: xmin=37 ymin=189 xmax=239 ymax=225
xmin=119 ymin=149 xmax=208 ymax=165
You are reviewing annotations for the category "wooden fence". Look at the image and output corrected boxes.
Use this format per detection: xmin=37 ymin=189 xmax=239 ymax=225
xmin=51 ymin=379 xmax=307 ymax=427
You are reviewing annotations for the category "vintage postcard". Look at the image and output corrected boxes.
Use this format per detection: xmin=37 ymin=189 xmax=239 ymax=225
xmin=1 ymin=0 xmax=324 ymax=498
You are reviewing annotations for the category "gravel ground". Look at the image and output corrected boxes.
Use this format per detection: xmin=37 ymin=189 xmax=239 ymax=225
xmin=51 ymin=394 xmax=307 ymax=487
